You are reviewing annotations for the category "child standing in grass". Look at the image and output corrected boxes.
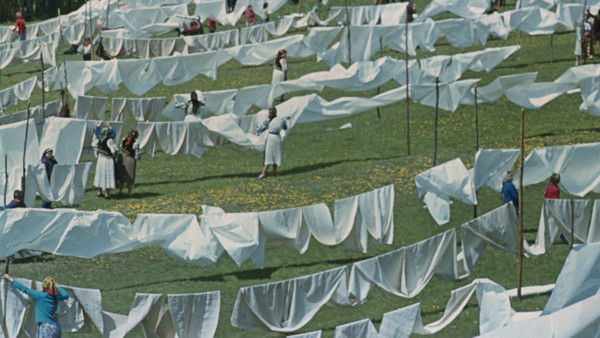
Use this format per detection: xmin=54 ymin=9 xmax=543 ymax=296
xmin=12 ymin=12 xmax=26 ymax=41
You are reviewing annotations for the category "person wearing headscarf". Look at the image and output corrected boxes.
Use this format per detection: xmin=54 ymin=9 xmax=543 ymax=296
xmin=0 ymin=190 xmax=25 ymax=210
xmin=2 ymin=274 xmax=69 ymax=338
xmin=256 ymin=107 xmax=289 ymax=178
xmin=92 ymin=124 xmax=119 ymax=198
xmin=41 ymin=148 xmax=58 ymax=209
xmin=174 ymin=90 xmax=206 ymax=119
xmin=116 ymin=130 xmax=141 ymax=196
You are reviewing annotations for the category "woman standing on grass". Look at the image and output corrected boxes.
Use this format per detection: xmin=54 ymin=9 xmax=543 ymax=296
xmin=116 ymin=130 xmax=141 ymax=196
xmin=93 ymin=126 xmax=118 ymax=198
xmin=256 ymin=107 xmax=289 ymax=178
xmin=272 ymin=49 xmax=288 ymax=101
xmin=2 ymin=274 xmax=69 ymax=338
xmin=41 ymin=148 xmax=57 ymax=209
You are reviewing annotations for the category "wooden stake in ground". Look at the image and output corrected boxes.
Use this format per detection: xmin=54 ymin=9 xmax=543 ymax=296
xmin=3 ymin=155 xmax=7 ymax=209
xmin=517 ymin=107 xmax=525 ymax=300
xmin=570 ymin=198 xmax=575 ymax=250
xmin=40 ymin=52 xmax=46 ymax=118
xmin=433 ymin=77 xmax=439 ymax=167
xmin=344 ymin=0 xmax=351 ymax=64
xmin=376 ymin=37 xmax=382 ymax=119
xmin=474 ymin=85 xmax=479 ymax=218
xmin=21 ymin=103 xmax=31 ymax=197
xmin=58 ymin=9 xmax=70 ymax=107
xmin=405 ymin=16 xmax=410 ymax=156
xmin=550 ymin=34 xmax=553 ymax=63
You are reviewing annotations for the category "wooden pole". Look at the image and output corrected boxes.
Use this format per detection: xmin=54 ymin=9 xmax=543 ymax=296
xmin=21 ymin=103 xmax=31 ymax=197
xmin=405 ymin=17 xmax=410 ymax=156
xmin=376 ymin=37 xmax=382 ymax=119
xmin=40 ymin=53 xmax=46 ymax=118
xmin=3 ymin=155 xmax=7 ymax=209
xmin=550 ymin=35 xmax=553 ymax=64
xmin=517 ymin=107 xmax=525 ymax=300
xmin=570 ymin=199 xmax=575 ymax=250
xmin=88 ymin=0 xmax=94 ymax=60
xmin=344 ymin=0 xmax=351 ymax=64
xmin=433 ymin=77 xmax=439 ymax=167
xmin=58 ymin=9 xmax=70 ymax=108
xmin=105 ymin=0 xmax=110 ymax=29
xmin=474 ymin=85 xmax=479 ymax=218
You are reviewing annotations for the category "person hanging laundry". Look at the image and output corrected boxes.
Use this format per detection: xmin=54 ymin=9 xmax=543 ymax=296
xmin=116 ymin=130 xmax=141 ymax=196
xmin=93 ymin=123 xmax=118 ymax=198
xmin=2 ymin=274 xmax=69 ymax=338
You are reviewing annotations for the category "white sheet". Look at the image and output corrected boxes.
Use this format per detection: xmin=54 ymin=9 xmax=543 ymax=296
xmin=111 ymin=97 xmax=165 ymax=122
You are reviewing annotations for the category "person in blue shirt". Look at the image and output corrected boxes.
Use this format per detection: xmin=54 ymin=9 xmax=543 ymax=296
xmin=502 ymin=171 xmax=519 ymax=214
xmin=0 ymin=189 xmax=25 ymax=211
xmin=2 ymin=274 xmax=69 ymax=337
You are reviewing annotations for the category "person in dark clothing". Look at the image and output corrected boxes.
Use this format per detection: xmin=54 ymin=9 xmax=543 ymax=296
xmin=41 ymin=148 xmax=58 ymax=209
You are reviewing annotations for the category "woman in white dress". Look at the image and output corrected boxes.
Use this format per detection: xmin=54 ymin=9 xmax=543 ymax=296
xmin=93 ymin=127 xmax=119 ymax=198
xmin=272 ymin=49 xmax=288 ymax=101
xmin=256 ymin=107 xmax=289 ymax=178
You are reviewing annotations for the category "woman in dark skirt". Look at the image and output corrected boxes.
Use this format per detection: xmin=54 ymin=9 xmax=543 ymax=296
xmin=116 ymin=130 xmax=140 ymax=196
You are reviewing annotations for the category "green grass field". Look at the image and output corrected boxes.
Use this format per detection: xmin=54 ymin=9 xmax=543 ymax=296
xmin=2 ymin=0 xmax=599 ymax=336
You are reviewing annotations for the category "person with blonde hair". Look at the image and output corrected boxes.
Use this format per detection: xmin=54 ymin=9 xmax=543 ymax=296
xmin=2 ymin=274 xmax=69 ymax=337
xmin=12 ymin=12 xmax=26 ymax=41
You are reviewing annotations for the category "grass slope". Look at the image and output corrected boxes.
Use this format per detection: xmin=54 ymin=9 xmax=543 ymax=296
xmin=2 ymin=0 xmax=599 ymax=336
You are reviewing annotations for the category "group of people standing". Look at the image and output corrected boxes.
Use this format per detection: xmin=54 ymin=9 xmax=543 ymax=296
xmin=92 ymin=122 xmax=141 ymax=199
xmin=575 ymin=9 xmax=600 ymax=65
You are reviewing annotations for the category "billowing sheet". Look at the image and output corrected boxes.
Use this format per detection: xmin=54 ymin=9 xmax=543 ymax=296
xmin=348 ymin=229 xmax=460 ymax=305
xmin=330 ymin=2 xmax=408 ymax=26
xmin=333 ymin=318 xmax=377 ymax=338
xmin=0 ymin=76 xmax=37 ymax=111
xmin=230 ymin=266 xmax=350 ymax=332
xmin=0 ymin=119 xmax=40 ymax=172
xmin=0 ymin=100 xmax=61 ymax=132
xmin=518 ymin=142 xmax=600 ymax=196
xmin=501 ymin=7 xmax=560 ymax=35
xmin=258 ymin=207 xmax=310 ymax=254
xmin=410 ymin=79 xmax=480 ymax=112
xmin=418 ymin=0 xmax=490 ymax=20
xmin=472 ymin=148 xmax=520 ymax=192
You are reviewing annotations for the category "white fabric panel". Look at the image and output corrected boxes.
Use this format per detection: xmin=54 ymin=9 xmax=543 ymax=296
xmin=501 ymin=7 xmax=559 ymax=35
xmin=184 ymin=29 xmax=239 ymax=52
xmin=418 ymin=0 xmax=490 ymax=20
xmin=0 ymin=167 xmax=26 ymax=208
xmin=135 ymin=121 xmax=209 ymax=158
xmin=168 ymin=292 xmax=220 ymax=338
xmin=225 ymin=35 xmax=306 ymax=66
xmin=240 ymin=22 xmax=274 ymax=45
xmin=0 ymin=76 xmax=37 ymax=111
xmin=0 ymin=278 xmax=32 ymax=338
xmin=201 ymin=205 xmax=264 ymax=268
xmin=518 ymin=142 xmax=600 ymax=196
xmin=473 ymin=148 xmax=520 ymax=192
xmin=531 ymin=199 xmax=591 ymax=253
xmin=415 ymin=158 xmax=477 ymax=225
xmin=410 ymin=79 xmax=479 ymax=112
xmin=460 ymin=72 xmax=538 ymax=105
xmin=504 ymin=81 xmax=576 ymax=109
xmin=266 ymin=17 xmax=294 ymax=36
xmin=555 ymin=3 xmax=583 ymax=29
xmin=460 ymin=203 xmax=519 ymax=274
xmin=0 ymin=100 xmax=61 ymax=132
xmin=287 ymin=330 xmax=322 ymax=338
xmin=336 ymin=184 xmax=395 ymax=253
xmin=230 ymin=266 xmax=350 ymax=332
xmin=132 ymin=214 xmax=222 ymax=266
xmin=102 ymin=293 xmax=163 ymax=338
xmin=258 ymin=207 xmax=310 ymax=254
xmin=73 ymin=95 xmax=108 ymax=120
xmin=107 ymin=4 xmax=188 ymax=35
xmin=588 ymin=200 xmax=600 ymax=243
xmin=348 ymin=229 xmax=460 ymax=305
xmin=111 ymin=97 xmax=165 ymax=122
xmin=28 ymin=162 xmax=92 ymax=206
xmin=333 ymin=318 xmax=378 ymax=338
xmin=0 ymin=119 xmax=40 ymax=172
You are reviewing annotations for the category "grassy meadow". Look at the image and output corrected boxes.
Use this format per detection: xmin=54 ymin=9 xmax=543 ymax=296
xmin=2 ymin=0 xmax=599 ymax=336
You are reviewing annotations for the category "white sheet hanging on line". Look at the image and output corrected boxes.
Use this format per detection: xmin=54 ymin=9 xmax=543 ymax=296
xmin=0 ymin=100 xmax=61 ymax=132
xmin=0 ymin=119 xmax=40 ymax=171
xmin=230 ymin=266 xmax=351 ymax=332
xmin=347 ymin=229 xmax=461 ymax=305
xmin=73 ymin=95 xmax=108 ymax=120
xmin=472 ymin=148 xmax=520 ymax=192
xmin=417 ymin=0 xmax=490 ymax=20
xmin=27 ymin=163 xmax=92 ymax=206
xmin=111 ymin=97 xmax=165 ymax=122
xmin=415 ymin=158 xmax=477 ymax=225
xmin=0 ymin=76 xmax=37 ymax=111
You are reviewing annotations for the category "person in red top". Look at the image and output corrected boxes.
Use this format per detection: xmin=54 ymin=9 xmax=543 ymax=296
xmin=208 ymin=17 xmax=217 ymax=33
xmin=544 ymin=173 xmax=560 ymax=199
xmin=12 ymin=12 xmax=26 ymax=41
xmin=245 ymin=5 xmax=256 ymax=26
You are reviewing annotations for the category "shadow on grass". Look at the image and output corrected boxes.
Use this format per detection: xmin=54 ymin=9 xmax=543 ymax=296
xmin=528 ymin=126 xmax=600 ymax=140
xmin=107 ymin=256 xmax=365 ymax=291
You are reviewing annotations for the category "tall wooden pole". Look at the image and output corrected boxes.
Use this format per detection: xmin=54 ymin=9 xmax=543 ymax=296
xmin=376 ymin=37 xmax=382 ymax=119
xmin=40 ymin=53 xmax=46 ymax=118
xmin=474 ymin=85 xmax=479 ymax=218
xmin=21 ymin=103 xmax=31 ymax=197
xmin=88 ymin=0 xmax=94 ymax=60
xmin=570 ymin=199 xmax=575 ymax=250
xmin=344 ymin=0 xmax=351 ymax=64
xmin=517 ymin=107 xmax=525 ymax=300
xmin=433 ymin=77 xmax=439 ymax=167
xmin=550 ymin=35 xmax=553 ymax=64
xmin=3 ymin=155 xmax=7 ymax=209
xmin=58 ymin=9 xmax=70 ymax=108
xmin=405 ymin=17 xmax=410 ymax=156
xmin=105 ymin=0 xmax=110 ymax=29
